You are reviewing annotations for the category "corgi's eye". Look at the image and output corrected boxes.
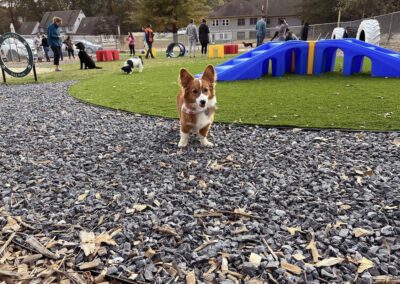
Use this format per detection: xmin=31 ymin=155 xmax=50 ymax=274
xmin=193 ymin=89 xmax=198 ymax=94
xmin=204 ymin=88 xmax=208 ymax=92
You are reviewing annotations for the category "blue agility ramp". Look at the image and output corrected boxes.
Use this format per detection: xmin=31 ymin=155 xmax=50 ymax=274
xmin=195 ymin=41 xmax=310 ymax=81
xmin=195 ymin=39 xmax=400 ymax=81
xmin=314 ymin=39 xmax=400 ymax=77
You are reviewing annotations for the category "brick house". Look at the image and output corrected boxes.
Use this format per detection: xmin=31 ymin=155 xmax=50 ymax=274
xmin=39 ymin=10 xmax=85 ymax=34
xmin=208 ymin=0 xmax=302 ymax=42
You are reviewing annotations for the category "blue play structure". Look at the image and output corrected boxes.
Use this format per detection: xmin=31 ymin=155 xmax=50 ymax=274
xmin=314 ymin=39 xmax=400 ymax=77
xmin=195 ymin=39 xmax=400 ymax=81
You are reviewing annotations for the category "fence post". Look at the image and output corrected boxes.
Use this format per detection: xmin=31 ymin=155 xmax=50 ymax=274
xmin=387 ymin=13 xmax=394 ymax=42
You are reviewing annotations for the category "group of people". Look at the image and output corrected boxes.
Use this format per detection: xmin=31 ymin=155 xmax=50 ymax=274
xmin=185 ymin=19 xmax=210 ymax=58
xmin=126 ymin=19 xmax=209 ymax=59
xmin=126 ymin=24 xmax=155 ymax=59
xmin=256 ymin=17 xmax=310 ymax=46
xmin=32 ymin=16 xmax=76 ymax=71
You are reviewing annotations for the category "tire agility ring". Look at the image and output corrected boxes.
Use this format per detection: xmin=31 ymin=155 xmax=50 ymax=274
xmin=166 ymin=43 xmax=186 ymax=58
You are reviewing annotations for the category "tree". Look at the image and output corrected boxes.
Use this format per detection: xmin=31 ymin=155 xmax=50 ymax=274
xmin=339 ymin=0 xmax=400 ymax=20
xmin=299 ymin=0 xmax=340 ymax=24
xmin=130 ymin=0 xmax=221 ymax=42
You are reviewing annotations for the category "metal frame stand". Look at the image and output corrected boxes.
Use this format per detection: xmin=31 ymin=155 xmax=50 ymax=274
xmin=1 ymin=67 xmax=6 ymax=84
xmin=33 ymin=64 xmax=38 ymax=82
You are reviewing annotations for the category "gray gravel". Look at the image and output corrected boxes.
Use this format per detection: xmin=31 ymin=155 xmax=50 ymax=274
xmin=0 ymin=81 xmax=399 ymax=283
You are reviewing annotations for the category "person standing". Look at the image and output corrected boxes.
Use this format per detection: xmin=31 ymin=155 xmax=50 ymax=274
xmin=198 ymin=19 xmax=209 ymax=57
xmin=41 ymin=34 xmax=50 ymax=62
xmin=142 ymin=26 xmax=147 ymax=49
xmin=256 ymin=16 xmax=266 ymax=46
xmin=278 ymin=19 xmax=289 ymax=41
xmin=127 ymin=32 xmax=136 ymax=56
xmin=33 ymin=32 xmax=43 ymax=62
xmin=145 ymin=24 xmax=155 ymax=59
xmin=301 ymin=22 xmax=309 ymax=41
xmin=47 ymin=17 xmax=63 ymax=71
xmin=186 ymin=19 xmax=198 ymax=58
xmin=63 ymin=35 xmax=75 ymax=59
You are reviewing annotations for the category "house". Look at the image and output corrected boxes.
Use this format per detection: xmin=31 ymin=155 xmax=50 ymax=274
xmin=39 ymin=10 xmax=85 ymax=34
xmin=16 ymin=21 xmax=39 ymax=35
xmin=208 ymin=0 xmax=302 ymax=42
xmin=75 ymin=16 xmax=118 ymax=35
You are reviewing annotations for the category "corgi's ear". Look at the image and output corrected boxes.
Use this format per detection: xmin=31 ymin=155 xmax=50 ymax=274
xmin=201 ymin=65 xmax=216 ymax=84
xmin=179 ymin=68 xmax=194 ymax=88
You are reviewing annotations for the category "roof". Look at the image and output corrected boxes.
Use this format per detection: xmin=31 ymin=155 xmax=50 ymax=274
xmin=209 ymin=0 xmax=263 ymax=18
xmin=75 ymin=16 xmax=117 ymax=35
xmin=39 ymin=10 xmax=83 ymax=29
xmin=209 ymin=0 xmax=302 ymax=18
xmin=251 ymin=0 xmax=302 ymax=17
xmin=17 ymin=21 xmax=38 ymax=35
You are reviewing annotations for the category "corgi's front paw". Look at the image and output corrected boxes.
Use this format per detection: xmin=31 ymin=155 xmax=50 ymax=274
xmin=200 ymin=137 xmax=213 ymax=147
xmin=178 ymin=139 xmax=188 ymax=147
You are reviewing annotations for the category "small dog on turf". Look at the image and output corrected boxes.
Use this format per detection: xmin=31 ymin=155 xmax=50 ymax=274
xmin=242 ymin=42 xmax=254 ymax=48
xmin=176 ymin=65 xmax=217 ymax=147
xmin=121 ymin=56 xmax=144 ymax=74
xmin=75 ymin=42 xmax=102 ymax=70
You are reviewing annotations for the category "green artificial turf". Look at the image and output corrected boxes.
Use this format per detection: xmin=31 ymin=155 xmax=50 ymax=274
xmin=4 ymin=53 xmax=399 ymax=130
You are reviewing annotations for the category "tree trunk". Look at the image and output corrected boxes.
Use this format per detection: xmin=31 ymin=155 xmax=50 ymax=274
xmin=172 ymin=23 xmax=178 ymax=43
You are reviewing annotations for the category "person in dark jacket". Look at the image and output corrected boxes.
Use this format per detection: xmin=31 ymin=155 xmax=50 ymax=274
xmin=145 ymin=24 xmax=155 ymax=59
xmin=47 ymin=17 xmax=63 ymax=71
xmin=198 ymin=19 xmax=210 ymax=56
xmin=41 ymin=34 xmax=50 ymax=62
xmin=301 ymin=22 xmax=309 ymax=41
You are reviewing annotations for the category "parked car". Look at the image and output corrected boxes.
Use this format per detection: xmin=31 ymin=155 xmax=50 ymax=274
xmin=75 ymin=39 xmax=102 ymax=54
xmin=1 ymin=38 xmax=35 ymax=62
xmin=177 ymin=28 xmax=187 ymax=35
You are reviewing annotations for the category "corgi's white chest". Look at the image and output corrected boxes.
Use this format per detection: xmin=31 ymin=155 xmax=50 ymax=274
xmin=195 ymin=111 xmax=212 ymax=130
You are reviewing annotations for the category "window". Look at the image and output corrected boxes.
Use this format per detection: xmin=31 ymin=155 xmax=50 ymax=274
xmin=237 ymin=18 xmax=245 ymax=26
xmin=250 ymin=18 xmax=257 ymax=25
xmin=249 ymin=31 xmax=257 ymax=39
xmin=215 ymin=32 xmax=232 ymax=41
xmin=212 ymin=20 xmax=219 ymax=26
xmin=222 ymin=19 xmax=229 ymax=26
xmin=237 ymin=31 xmax=245 ymax=40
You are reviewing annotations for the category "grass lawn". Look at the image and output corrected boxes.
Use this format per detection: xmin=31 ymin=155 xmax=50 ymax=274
xmin=5 ymin=53 xmax=400 ymax=130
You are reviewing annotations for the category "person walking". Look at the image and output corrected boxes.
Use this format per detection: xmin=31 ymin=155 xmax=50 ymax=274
xmin=63 ymin=35 xmax=75 ymax=60
xmin=142 ymin=26 xmax=148 ymax=49
xmin=186 ymin=19 xmax=198 ymax=58
xmin=278 ymin=19 xmax=289 ymax=41
xmin=47 ymin=17 xmax=63 ymax=71
xmin=301 ymin=22 xmax=309 ymax=41
xmin=41 ymin=34 xmax=50 ymax=62
xmin=33 ymin=32 xmax=43 ymax=62
xmin=127 ymin=32 xmax=136 ymax=56
xmin=270 ymin=25 xmax=279 ymax=41
xmin=145 ymin=24 xmax=155 ymax=59
xmin=256 ymin=16 xmax=266 ymax=46
xmin=198 ymin=19 xmax=210 ymax=57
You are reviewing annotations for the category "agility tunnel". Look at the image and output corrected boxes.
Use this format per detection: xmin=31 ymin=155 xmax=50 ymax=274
xmin=166 ymin=43 xmax=186 ymax=58
xmin=195 ymin=39 xmax=400 ymax=81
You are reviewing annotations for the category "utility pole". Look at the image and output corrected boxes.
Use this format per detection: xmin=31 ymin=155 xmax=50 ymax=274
xmin=265 ymin=0 xmax=269 ymax=19
xmin=337 ymin=7 xmax=341 ymax=27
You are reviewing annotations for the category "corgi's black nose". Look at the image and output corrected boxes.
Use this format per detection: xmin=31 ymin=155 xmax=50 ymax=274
xmin=200 ymin=100 xmax=206 ymax=105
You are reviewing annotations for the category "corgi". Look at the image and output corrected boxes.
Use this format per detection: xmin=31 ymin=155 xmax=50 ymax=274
xmin=176 ymin=65 xmax=217 ymax=147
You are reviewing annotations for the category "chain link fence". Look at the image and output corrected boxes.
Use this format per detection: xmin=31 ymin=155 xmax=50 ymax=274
xmin=12 ymin=10 xmax=400 ymax=57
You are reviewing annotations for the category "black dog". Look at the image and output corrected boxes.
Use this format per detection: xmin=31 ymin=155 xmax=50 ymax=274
xmin=242 ymin=42 xmax=254 ymax=48
xmin=75 ymin=42 xmax=102 ymax=69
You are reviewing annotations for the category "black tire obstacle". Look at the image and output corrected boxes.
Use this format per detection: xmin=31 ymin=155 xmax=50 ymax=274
xmin=166 ymin=43 xmax=186 ymax=58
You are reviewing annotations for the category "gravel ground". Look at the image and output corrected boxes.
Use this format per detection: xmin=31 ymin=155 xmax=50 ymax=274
xmin=0 ymin=81 xmax=399 ymax=284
